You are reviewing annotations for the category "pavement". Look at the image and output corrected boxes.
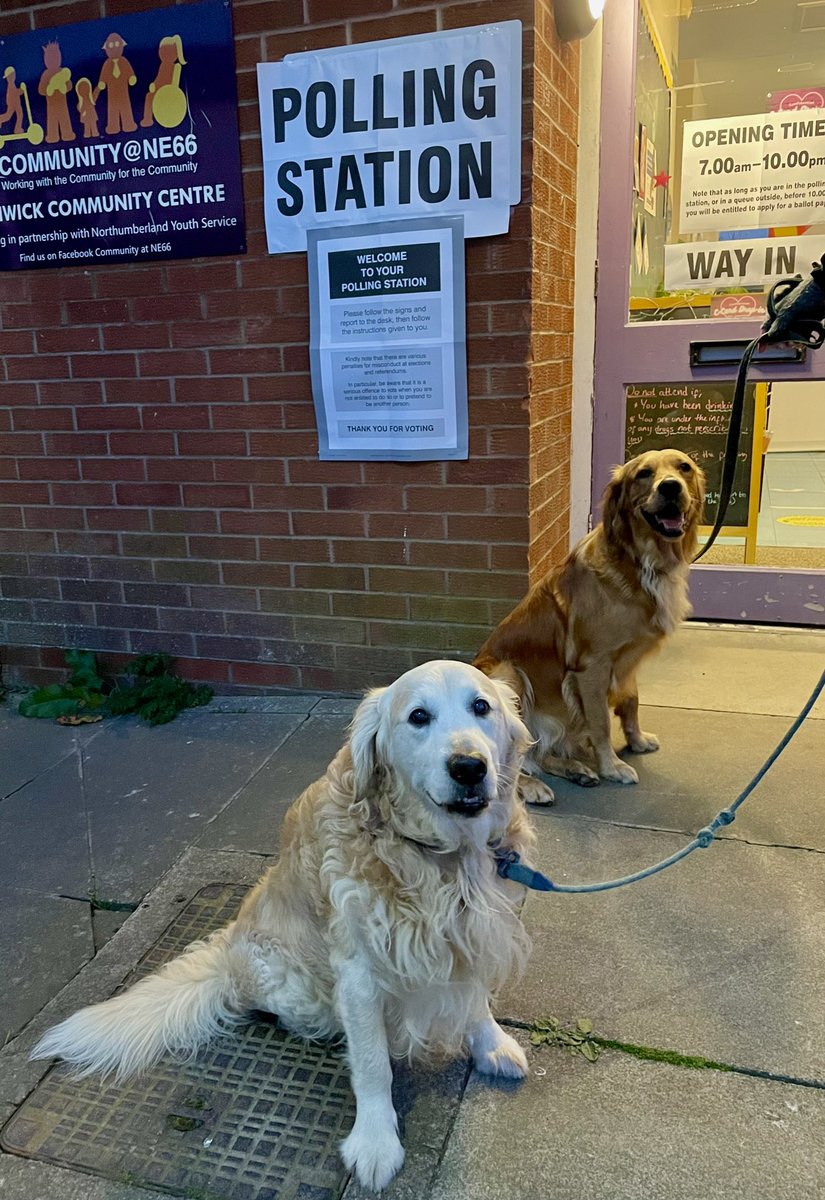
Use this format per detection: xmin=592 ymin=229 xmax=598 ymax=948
xmin=0 ymin=622 xmax=824 ymax=1199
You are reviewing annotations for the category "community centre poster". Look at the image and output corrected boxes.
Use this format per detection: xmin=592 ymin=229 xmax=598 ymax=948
xmin=0 ymin=0 xmax=245 ymax=270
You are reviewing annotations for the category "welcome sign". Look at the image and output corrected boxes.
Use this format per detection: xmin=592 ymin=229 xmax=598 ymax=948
xmin=257 ymin=23 xmax=522 ymax=253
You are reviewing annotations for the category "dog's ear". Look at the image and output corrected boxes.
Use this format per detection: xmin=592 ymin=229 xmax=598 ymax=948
xmin=681 ymin=460 xmax=707 ymax=561
xmin=349 ymin=686 xmax=387 ymax=798
xmin=601 ymin=463 xmax=632 ymax=547
xmin=488 ymin=677 xmax=534 ymax=759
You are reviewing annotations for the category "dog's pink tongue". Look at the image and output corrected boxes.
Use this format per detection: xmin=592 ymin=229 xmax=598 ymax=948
xmin=660 ymin=514 xmax=685 ymax=532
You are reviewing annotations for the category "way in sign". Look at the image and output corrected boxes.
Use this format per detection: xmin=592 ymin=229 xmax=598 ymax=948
xmin=684 ymin=242 xmax=798 ymax=282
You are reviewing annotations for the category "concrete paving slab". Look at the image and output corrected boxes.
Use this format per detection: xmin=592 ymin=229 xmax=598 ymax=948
xmin=0 ymin=756 xmax=92 ymax=896
xmin=498 ymin=814 xmax=825 ymax=1081
xmin=198 ymin=714 xmax=350 ymax=854
xmin=202 ymin=694 xmax=319 ymax=714
xmin=0 ymin=1157 xmax=170 ymax=1200
xmin=313 ymin=696 xmax=360 ymax=715
xmin=0 ymin=891 xmax=92 ymax=1046
xmin=643 ymin=624 xmax=825 ymax=718
xmin=0 ymin=707 xmax=101 ymax=800
xmin=548 ymin=706 xmax=825 ymax=851
xmin=428 ymin=1031 xmax=825 ymax=1200
xmin=81 ymin=712 xmax=303 ymax=904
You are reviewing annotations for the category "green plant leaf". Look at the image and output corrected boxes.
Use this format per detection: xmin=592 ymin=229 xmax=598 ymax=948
xmin=576 ymin=1018 xmax=593 ymax=1035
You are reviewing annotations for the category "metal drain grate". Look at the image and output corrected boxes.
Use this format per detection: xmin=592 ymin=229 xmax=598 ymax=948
xmin=2 ymin=884 xmax=356 ymax=1200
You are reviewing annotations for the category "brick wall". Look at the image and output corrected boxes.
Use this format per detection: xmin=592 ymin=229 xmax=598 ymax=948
xmin=0 ymin=0 xmax=579 ymax=693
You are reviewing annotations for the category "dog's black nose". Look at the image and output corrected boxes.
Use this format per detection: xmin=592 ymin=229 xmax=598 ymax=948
xmin=448 ymin=754 xmax=488 ymax=786
xmin=657 ymin=477 xmax=683 ymax=501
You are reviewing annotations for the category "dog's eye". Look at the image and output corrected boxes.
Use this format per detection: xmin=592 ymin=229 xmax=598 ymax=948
xmin=408 ymin=708 xmax=431 ymax=727
xmin=678 ymin=461 xmax=693 ymax=473
xmin=472 ymin=698 xmax=491 ymax=717
xmin=635 ymin=468 xmax=654 ymax=480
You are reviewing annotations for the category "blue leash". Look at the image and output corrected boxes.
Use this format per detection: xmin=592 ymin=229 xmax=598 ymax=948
xmin=497 ymin=666 xmax=825 ymax=895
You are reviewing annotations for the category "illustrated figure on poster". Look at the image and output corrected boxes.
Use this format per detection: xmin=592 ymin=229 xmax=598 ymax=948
xmin=39 ymin=41 xmax=75 ymax=144
xmin=97 ymin=32 xmax=137 ymax=135
xmin=0 ymin=67 xmax=24 ymax=134
xmin=141 ymin=34 xmax=188 ymax=130
xmin=75 ymin=78 xmax=99 ymax=138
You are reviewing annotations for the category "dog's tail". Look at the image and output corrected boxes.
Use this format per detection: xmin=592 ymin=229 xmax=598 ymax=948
xmin=30 ymin=926 xmax=244 ymax=1080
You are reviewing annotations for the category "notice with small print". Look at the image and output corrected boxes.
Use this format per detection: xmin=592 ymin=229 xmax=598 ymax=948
xmin=680 ymin=110 xmax=825 ymax=233
xmin=307 ymin=217 xmax=467 ymax=461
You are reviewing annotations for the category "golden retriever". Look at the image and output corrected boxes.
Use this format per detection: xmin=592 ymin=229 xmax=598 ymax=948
xmin=32 ymin=660 xmax=535 ymax=1193
xmin=475 ymin=448 xmax=705 ymax=798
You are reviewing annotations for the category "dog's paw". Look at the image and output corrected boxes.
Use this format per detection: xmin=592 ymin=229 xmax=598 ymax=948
xmin=600 ymin=758 xmax=639 ymax=785
xmin=627 ymin=731 xmax=659 ymax=754
xmin=567 ymin=763 xmax=600 ymax=787
xmin=518 ymin=774 xmax=556 ymax=807
xmin=472 ymin=1025 xmax=529 ymax=1079
xmin=341 ymin=1121 xmax=405 ymax=1192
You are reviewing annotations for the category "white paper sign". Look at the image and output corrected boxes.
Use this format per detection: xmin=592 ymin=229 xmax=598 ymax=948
xmin=308 ymin=218 xmax=467 ymax=461
xmin=665 ymin=235 xmax=825 ymax=290
xmin=257 ymin=23 xmax=521 ymax=253
xmin=680 ymin=109 xmax=825 ymax=233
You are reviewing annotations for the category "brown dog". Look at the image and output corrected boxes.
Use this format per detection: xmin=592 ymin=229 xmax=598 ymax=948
xmin=475 ymin=449 xmax=706 ymax=801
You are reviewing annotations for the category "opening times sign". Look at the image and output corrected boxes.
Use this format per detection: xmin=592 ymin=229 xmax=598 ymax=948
xmin=257 ymin=23 xmax=522 ymax=253
xmin=0 ymin=0 xmax=245 ymax=270
xmin=680 ymin=110 xmax=825 ymax=233
xmin=308 ymin=217 xmax=467 ymax=461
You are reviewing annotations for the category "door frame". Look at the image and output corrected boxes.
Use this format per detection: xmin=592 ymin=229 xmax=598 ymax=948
xmin=592 ymin=0 xmax=825 ymax=626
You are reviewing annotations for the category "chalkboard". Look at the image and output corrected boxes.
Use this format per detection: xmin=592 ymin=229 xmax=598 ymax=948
xmin=624 ymin=381 xmax=757 ymax=529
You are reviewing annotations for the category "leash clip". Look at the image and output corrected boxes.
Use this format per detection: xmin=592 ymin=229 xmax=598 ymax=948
xmin=495 ymin=849 xmax=556 ymax=892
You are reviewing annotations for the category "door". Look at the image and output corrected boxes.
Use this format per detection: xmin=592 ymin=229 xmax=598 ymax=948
xmin=593 ymin=0 xmax=825 ymax=626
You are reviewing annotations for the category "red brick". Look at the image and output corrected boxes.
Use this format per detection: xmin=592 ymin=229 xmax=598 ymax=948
xmin=178 ymin=432 xmax=248 ymax=457
xmin=148 ymin=458 xmax=215 ymax=483
xmin=38 ymin=327 xmax=100 ymax=354
xmin=215 ymin=460 xmax=283 ymax=484
xmin=189 ymin=535 xmax=257 ymax=560
xmin=208 ymin=348 xmax=283 ymax=376
xmin=212 ymin=404 xmax=284 ymax=430
xmin=152 ymin=509 xmax=218 ymax=534
xmin=219 ymin=509 xmax=289 ymax=536
xmin=45 ymin=433 xmax=107 ymax=456
xmin=175 ymin=377 xmax=245 ymax=404
xmin=183 ymin=484 xmax=251 ymax=509
xmin=141 ymin=406 xmax=210 ymax=431
xmin=98 ymin=268 xmax=165 ymax=299
xmin=116 ymin=483 xmax=182 ymax=507
xmin=222 ymin=563 xmax=292 ymax=588
xmin=0 ymin=331 xmax=35 ymax=355
xmin=71 ymin=353 xmax=138 ymax=379
xmin=18 ymin=458 xmax=80 ymax=482
xmin=109 ymin=432 xmax=175 ymax=455
xmin=24 ymin=506 xmax=84 ymax=530
xmin=7 ymin=355 xmax=70 ymax=381
xmin=104 ymin=324 xmax=170 ymax=352
xmin=140 ymin=350 xmax=208 ymax=377
xmin=12 ymin=408 xmax=73 ymax=431
xmin=1 ymin=302 xmax=63 ymax=329
xmin=83 ymin=458 xmax=146 ymax=482
xmin=76 ymin=407 xmax=141 ymax=431
xmin=174 ymin=321 xmax=243 ymax=349
xmin=66 ymin=298 xmax=130 ymax=325
xmin=88 ymin=508 xmax=149 ymax=532
xmin=132 ymin=295 xmax=203 ymax=322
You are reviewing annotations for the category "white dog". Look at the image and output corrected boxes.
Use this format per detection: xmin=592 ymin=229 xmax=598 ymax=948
xmin=32 ymin=660 xmax=537 ymax=1192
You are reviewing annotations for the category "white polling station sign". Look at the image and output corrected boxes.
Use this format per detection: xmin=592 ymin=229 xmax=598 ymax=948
xmin=257 ymin=22 xmax=522 ymax=253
